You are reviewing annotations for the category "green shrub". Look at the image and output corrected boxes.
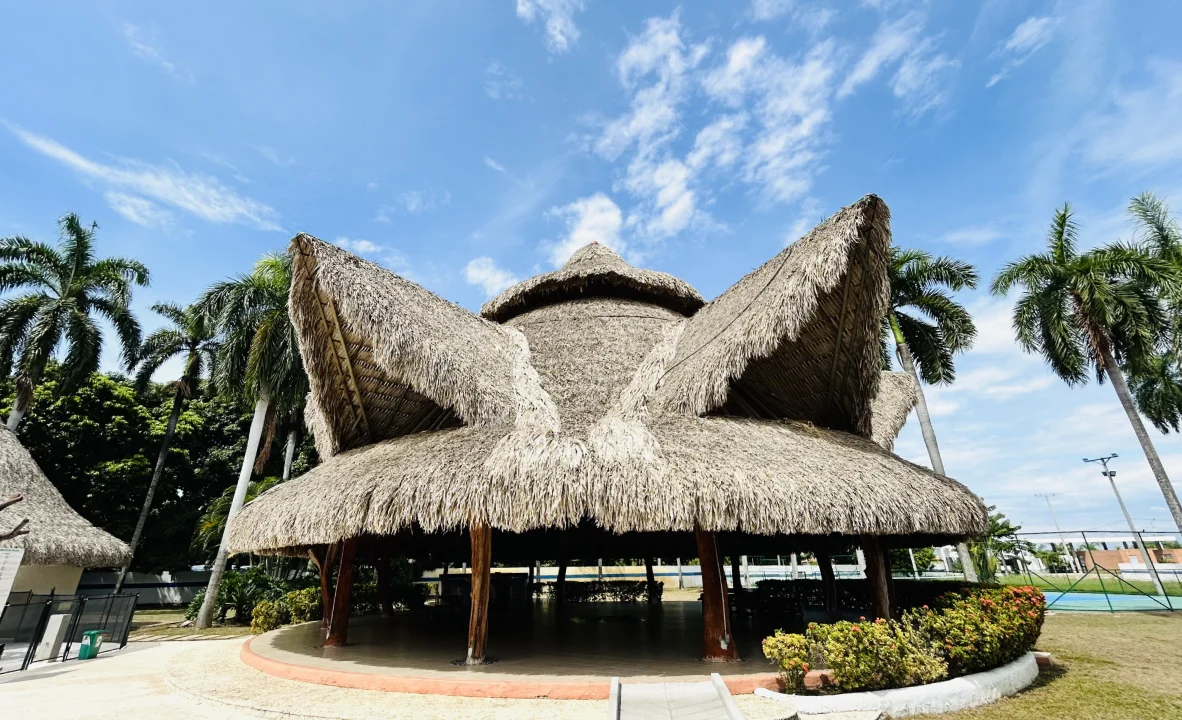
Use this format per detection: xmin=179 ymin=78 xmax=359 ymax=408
xmin=285 ymin=587 xmax=322 ymax=624
xmin=907 ymin=585 xmax=1045 ymax=676
xmin=251 ymin=598 xmax=290 ymax=634
xmin=185 ymin=590 xmax=206 ymax=622
xmin=762 ymin=586 xmax=1045 ymax=693
xmin=761 ymin=632 xmax=811 ymax=692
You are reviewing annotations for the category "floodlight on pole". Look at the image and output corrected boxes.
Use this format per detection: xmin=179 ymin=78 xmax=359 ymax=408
xmin=1035 ymin=493 xmax=1080 ymax=573
xmin=1083 ymin=454 xmax=1166 ymax=596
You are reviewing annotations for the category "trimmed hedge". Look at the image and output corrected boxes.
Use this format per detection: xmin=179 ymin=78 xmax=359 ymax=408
xmin=762 ymin=586 xmax=1045 ymax=693
xmin=552 ymin=580 xmax=663 ymax=603
xmin=754 ymin=578 xmax=982 ymax=614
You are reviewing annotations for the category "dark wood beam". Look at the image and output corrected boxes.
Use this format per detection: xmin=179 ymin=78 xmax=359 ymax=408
xmin=695 ymin=527 xmax=739 ymax=662
xmin=324 ymin=538 xmax=357 ymax=646
xmin=466 ymin=524 xmax=493 ymax=665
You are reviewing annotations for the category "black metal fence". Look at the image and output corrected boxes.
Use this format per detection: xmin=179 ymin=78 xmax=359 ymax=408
xmin=0 ymin=593 xmax=138 ymax=674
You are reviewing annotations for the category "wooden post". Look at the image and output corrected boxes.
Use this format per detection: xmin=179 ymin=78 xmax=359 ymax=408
xmin=730 ymin=555 xmax=742 ymax=591
xmin=695 ymin=527 xmax=739 ymax=662
xmin=310 ymin=544 xmax=338 ymax=631
xmin=324 ymin=538 xmax=357 ymax=646
xmin=376 ymin=552 xmax=393 ymax=617
xmin=860 ymin=536 xmax=893 ymax=620
xmin=556 ymin=556 xmax=568 ymax=604
xmin=816 ymin=550 xmax=837 ymax=617
xmin=466 ymin=524 xmax=492 ymax=665
xmin=645 ymin=556 xmax=656 ymax=602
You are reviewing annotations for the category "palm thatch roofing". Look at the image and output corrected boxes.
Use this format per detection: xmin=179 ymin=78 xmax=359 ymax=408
xmin=228 ymin=194 xmax=986 ymax=555
xmin=0 ymin=427 xmax=130 ymax=567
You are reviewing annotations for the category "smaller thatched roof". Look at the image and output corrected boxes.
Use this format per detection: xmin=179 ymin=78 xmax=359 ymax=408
xmin=481 ymin=243 xmax=705 ymax=322
xmin=0 ymin=427 xmax=130 ymax=568
xmin=869 ymin=371 xmax=918 ymax=451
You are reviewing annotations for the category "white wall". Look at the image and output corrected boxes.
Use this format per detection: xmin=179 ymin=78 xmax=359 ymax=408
xmin=79 ymin=570 xmax=210 ymax=605
xmin=12 ymin=564 xmax=83 ymax=594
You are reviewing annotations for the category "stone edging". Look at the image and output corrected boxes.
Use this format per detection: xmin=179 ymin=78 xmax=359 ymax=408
xmin=240 ymin=636 xmax=781 ymax=699
xmin=754 ymin=652 xmax=1039 ymax=717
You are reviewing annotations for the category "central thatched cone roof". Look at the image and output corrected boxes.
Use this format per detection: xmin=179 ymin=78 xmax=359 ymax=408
xmin=227 ymin=195 xmax=987 ymax=555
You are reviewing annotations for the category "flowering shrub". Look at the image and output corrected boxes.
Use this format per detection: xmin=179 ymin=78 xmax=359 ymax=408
xmin=906 ymin=585 xmax=1045 ymax=676
xmin=761 ymin=632 xmax=811 ymax=692
xmin=762 ymin=586 xmax=1044 ymax=693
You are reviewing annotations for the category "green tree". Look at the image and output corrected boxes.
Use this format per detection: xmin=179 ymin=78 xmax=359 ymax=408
xmin=968 ymin=506 xmax=1033 ymax=581
xmin=115 ymin=304 xmax=218 ymax=592
xmin=1124 ymin=192 xmax=1182 ymax=433
xmin=191 ymin=476 xmax=283 ymax=559
xmin=0 ymin=214 xmax=149 ymax=430
xmin=991 ymin=203 xmax=1182 ymax=534
xmin=193 ymin=252 xmax=308 ymax=628
xmin=884 ymin=246 xmax=980 ymax=581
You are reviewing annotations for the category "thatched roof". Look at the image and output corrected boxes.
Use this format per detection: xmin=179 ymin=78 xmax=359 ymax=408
xmin=869 ymin=372 xmax=918 ymax=452
xmin=228 ymin=195 xmax=985 ymax=555
xmin=0 ymin=427 xmax=130 ymax=567
xmin=481 ymin=243 xmax=704 ymax=322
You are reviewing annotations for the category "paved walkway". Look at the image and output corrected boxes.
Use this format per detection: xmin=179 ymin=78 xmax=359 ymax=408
xmin=0 ymin=640 xmax=798 ymax=720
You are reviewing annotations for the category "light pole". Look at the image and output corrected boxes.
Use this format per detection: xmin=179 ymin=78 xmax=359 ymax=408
xmin=1035 ymin=493 xmax=1080 ymax=573
xmin=1084 ymin=454 xmax=1167 ymax=596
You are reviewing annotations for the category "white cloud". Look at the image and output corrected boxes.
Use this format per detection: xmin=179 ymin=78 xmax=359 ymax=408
xmin=485 ymin=60 xmax=525 ymax=100
xmin=104 ymin=191 xmax=173 ymax=229
xmin=7 ymin=124 xmax=281 ymax=231
xmin=838 ymin=14 xmax=956 ymax=117
xmin=784 ymin=196 xmax=823 ymax=244
xmin=747 ymin=0 xmax=833 ymax=33
xmin=250 ymin=144 xmax=295 ymax=167
xmin=686 ymin=114 xmax=748 ymax=171
xmin=122 ymin=23 xmax=194 ymax=83
xmin=838 ymin=15 xmax=919 ymax=97
xmin=485 ymin=157 xmax=507 ymax=173
xmin=515 ymin=0 xmax=585 ymax=54
xmin=987 ymin=16 xmax=1057 ymax=87
xmin=374 ymin=189 xmax=450 ymax=221
xmin=1079 ymin=59 xmax=1182 ymax=173
xmin=335 ymin=237 xmax=384 ymax=255
xmin=464 ymin=257 xmax=519 ymax=297
xmin=891 ymin=41 xmax=959 ymax=117
xmin=702 ymin=37 xmax=767 ymax=104
xmin=941 ymin=226 xmax=1004 ymax=245
xmin=748 ymin=0 xmax=793 ymax=21
xmin=546 ymin=193 xmax=626 ymax=266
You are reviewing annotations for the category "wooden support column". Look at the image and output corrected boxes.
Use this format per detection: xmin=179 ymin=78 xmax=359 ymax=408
xmin=376 ymin=551 xmax=393 ymax=617
xmin=860 ymin=535 xmax=893 ymax=620
xmin=310 ymin=544 xmax=338 ymax=631
xmin=466 ymin=524 xmax=492 ymax=665
xmin=816 ymin=550 xmax=837 ymax=617
xmin=645 ymin=556 xmax=656 ymax=603
xmin=695 ymin=527 xmax=739 ymax=662
xmin=556 ymin=557 xmax=568 ymax=604
xmin=324 ymin=538 xmax=357 ymax=646
xmin=730 ymin=556 xmax=742 ymax=591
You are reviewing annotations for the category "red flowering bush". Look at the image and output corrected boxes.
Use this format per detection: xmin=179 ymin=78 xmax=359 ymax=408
xmin=906 ymin=585 xmax=1045 ymax=676
xmin=761 ymin=586 xmax=1045 ymax=693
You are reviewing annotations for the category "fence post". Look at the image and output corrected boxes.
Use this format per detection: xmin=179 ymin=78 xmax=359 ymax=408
xmin=1135 ymin=532 xmax=1172 ymax=610
xmin=60 ymin=596 xmax=87 ymax=662
xmin=1080 ymin=532 xmax=1115 ymax=613
xmin=20 ymin=601 xmax=52 ymax=671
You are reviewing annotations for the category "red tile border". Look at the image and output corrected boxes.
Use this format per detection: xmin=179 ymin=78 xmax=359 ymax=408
xmin=240 ymin=637 xmax=781 ymax=699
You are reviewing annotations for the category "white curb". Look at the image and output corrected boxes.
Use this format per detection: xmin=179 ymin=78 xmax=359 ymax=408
xmin=753 ymin=652 xmax=1038 ymax=717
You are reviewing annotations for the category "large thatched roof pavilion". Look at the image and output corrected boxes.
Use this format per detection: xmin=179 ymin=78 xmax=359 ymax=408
xmin=227 ymin=194 xmax=986 ymax=663
xmin=0 ymin=427 xmax=129 ymax=594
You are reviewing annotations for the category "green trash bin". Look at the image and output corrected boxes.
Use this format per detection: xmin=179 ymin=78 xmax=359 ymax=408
xmin=78 ymin=630 xmax=106 ymax=660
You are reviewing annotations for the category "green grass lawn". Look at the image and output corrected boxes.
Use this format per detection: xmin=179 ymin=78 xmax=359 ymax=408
xmin=911 ymin=612 xmax=1182 ymax=720
xmin=998 ymin=572 xmax=1182 ymax=597
xmin=128 ymin=606 xmax=253 ymax=639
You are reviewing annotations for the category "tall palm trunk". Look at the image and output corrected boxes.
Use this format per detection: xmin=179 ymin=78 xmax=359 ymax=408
xmin=5 ymin=404 xmax=25 ymax=431
xmin=891 ymin=314 xmax=979 ymax=582
xmin=5 ymin=381 xmax=34 ymax=430
xmin=282 ymin=428 xmax=298 ymax=480
xmin=195 ymin=392 xmax=271 ymax=628
xmin=115 ymin=385 xmax=185 ymax=594
xmin=1099 ymin=341 xmax=1182 ymax=534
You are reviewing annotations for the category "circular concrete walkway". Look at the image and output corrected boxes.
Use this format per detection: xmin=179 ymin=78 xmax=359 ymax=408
xmin=244 ymin=604 xmax=782 ymax=698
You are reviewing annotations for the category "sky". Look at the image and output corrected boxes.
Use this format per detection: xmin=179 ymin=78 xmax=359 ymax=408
xmin=2 ymin=1 xmax=1182 ymax=539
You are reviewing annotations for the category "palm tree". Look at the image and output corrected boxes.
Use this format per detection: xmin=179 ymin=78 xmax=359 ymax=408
xmin=0 ymin=214 xmax=149 ymax=430
xmin=114 ymin=303 xmax=218 ymax=593
xmin=991 ymin=203 xmax=1182 ymax=534
xmin=884 ymin=246 xmax=979 ymax=580
xmin=1125 ymin=192 xmax=1182 ymax=433
xmin=191 ymin=476 xmax=282 ymax=559
xmin=192 ymin=252 xmax=307 ymax=628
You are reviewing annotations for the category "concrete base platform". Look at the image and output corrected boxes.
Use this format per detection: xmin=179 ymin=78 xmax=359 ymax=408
xmin=244 ymin=603 xmax=784 ymax=699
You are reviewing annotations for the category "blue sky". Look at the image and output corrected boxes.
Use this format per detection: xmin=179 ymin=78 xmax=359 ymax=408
xmin=2 ymin=1 xmax=1182 ymax=538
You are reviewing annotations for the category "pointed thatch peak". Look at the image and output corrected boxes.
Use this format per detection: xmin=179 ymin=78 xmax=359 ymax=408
xmin=0 ymin=427 xmax=130 ymax=567
xmin=480 ymin=243 xmax=704 ymax=323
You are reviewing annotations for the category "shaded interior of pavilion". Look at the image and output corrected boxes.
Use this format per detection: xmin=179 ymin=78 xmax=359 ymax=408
xmin=300 ymin=522 xmax=972 ymax=668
